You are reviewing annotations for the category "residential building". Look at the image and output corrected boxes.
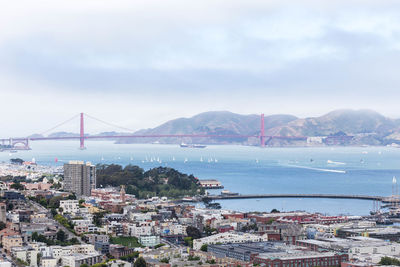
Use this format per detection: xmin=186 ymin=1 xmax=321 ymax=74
xmin=84 ymin=234 xmax=109 ymax=244
xmin=61 ymin=252 xmax=102 ymax=267
xmin=208 ymin=242 xmax=287 ymax=262
xmin=0 ymin=261 xmax=12 ymax=267
xmin=59 ymin=200 xmax=80 ymax=214
xmin=12 ymin=247 xmax=38 ymax=267
xmin=193 ymin=232 xmax=268 ymax=251
xmin=3 ymin=235 xmax=23 ymax=253
xmin=109 ymin=245 xmax=136 ymax=258
xmin=253 ymin=251 xmax=349 ymax=267
xmin=139 ymin=235 xmax=160 ymax=247
xmin=41 ymin=258 xmax=58 ymax=267
xmin=0 ymin=202 xmax=6 ymax=223
xmin=63 ymin=161 xmax=96 ymax=196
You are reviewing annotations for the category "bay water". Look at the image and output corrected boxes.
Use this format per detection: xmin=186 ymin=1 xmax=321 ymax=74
xmin=1 ymin=141 xmax=399 ymax=216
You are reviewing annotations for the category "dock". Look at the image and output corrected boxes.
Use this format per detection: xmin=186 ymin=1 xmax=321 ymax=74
xmin=202 ymin=193 xmax=387 ymax=202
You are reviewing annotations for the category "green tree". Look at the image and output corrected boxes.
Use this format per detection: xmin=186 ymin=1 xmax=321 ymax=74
xmin=49 ymin=196 xmax=63 ymax=209
xmin=10 ymin=158 xmax=24 ymax=165
xmin=0 ymin=221 xmax=6 ymax=230
xmin=56 ymin=230 xmax=66 ymax=242
xmin=160 ymin=258 xmax=169 ymax=263
xmin=134 ymin=257 xmax=146 ymax=267
xmin=7 ymin=203 xmax=14 ymax=210
xmin=32 ymin=232 xmax=39 ymax=241
xmin=67 ymin=193 xmax=77 ymax=200
xmin=51 ymin=208 xmax=58 ymax=217
xmin=10 ymin=182 xmax=25 ymax=190
xmin=200 ymin=244 xmax=208 ymax=252
xmin=93 ymin=212 xmax=106 ymax=227
xmin=379 ymin=256 xmax=400 ymax=266
xmin=186 ymin=226 xmax=202 ymax=239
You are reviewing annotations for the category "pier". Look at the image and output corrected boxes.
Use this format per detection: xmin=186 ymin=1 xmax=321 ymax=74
xmin=202 ymin=194 xmax=393 ymax=202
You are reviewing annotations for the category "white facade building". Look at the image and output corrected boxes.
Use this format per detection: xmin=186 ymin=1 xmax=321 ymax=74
xmin=193 ymin=232 xmax=268 ymax=251
xmin=59 ymin=200 xmax=79 ymax=215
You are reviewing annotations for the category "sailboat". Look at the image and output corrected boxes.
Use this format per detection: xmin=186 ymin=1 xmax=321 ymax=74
xmin=200 ymin=157 xmax=203 ymax=162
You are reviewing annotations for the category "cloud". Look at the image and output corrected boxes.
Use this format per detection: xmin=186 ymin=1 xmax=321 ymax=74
xmin=1 ymin=0 xmax=400 ymax=135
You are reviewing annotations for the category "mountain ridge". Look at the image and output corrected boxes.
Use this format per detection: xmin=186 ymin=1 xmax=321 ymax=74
xmin=34 ymin=109 xmax=400 ymax=146
xmin=118 ymin=109 xmax=400 ymax=146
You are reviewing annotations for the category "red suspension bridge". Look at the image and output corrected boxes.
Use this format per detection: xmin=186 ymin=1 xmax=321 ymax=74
xmin=0 ymin=112 xmax=336 ymax=151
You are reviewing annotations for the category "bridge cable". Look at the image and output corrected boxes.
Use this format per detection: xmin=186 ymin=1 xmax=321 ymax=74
xmin=38 ymin=113 xmax=80 ymax=136
xmin=84 ymin=113 xmax=136 ymax=133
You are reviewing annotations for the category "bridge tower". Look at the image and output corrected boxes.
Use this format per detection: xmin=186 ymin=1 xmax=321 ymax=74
xmin=260 ymin=114 xmax=265 ymax=147
xmin=80 ymin=112 xmax=85 ymax=150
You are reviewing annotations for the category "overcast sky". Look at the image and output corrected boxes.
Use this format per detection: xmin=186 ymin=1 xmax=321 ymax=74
xmin=1 ymin=0 xmax=400 ymax=136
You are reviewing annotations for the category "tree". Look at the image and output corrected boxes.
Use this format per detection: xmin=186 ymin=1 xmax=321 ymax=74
xmin=160 ymin=258 xmax=169 ymax=263
xmin=37 ymin=253 xmax=41 ymax=265
xmin=0 ymin=221 xmax=6 ymax=231
xmin=134 ymin=257 xmax=146 ymax=267
xmin=93 ymin=212 xmax=106 ymax=227
xmin=204 ymin=226 xmax=216 ymax=236
xmin=80 ymin=264 xmax=89 ymax=267
xmin=200 ymin=244 xmax=208 ymax=252
xmin=10 ymin=158 xmax=24 ymax=165
xmin=49 ymin=196 xmax=63 ymax=209
xmin=70 ymin=237 xmax=80 ymax=244
xmin=10 ymin=182 xmax=25 ymax=190
xmin=186 ymin=226 xmax=202 ymax=239
xmin=56 ymin=230 xmax=66 ymax=242
xmin=379 ymin=256 xmax=400 ymax=266
xmin=270 ymin=209 xmax=280 ymax=213
xmin=7 ymin=203 xmax=13 ymax=211
xmin=67 ymin=193 xmax=76 ymax=200
xmin=120 ymin=252 xmax=139 ymax=263
xmin=184 ymin=237 xmax=193 ymax=248
xmin=32 ymin=232 xmax=39 ymax=241
xmin=51 ymin=208 xmax=58 ymax=217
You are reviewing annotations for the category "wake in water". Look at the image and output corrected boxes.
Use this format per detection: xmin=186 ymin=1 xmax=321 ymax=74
xmin=285 ymin=164 xmax=346 ymax=174
xmin=327 ymin=160 xmax=346 ymax=165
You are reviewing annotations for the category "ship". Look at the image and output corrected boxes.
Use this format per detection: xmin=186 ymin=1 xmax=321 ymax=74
xmin=180 ymin=142 xmax=206 ymax=148
xmin=221 ymin=190 xmax=239 ymax=196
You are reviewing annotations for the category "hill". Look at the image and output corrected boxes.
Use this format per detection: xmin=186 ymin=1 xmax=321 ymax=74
xmin=96 ymin=164 xmax=202 ymax=199
xmin=38 ymin=110 xmax=400 ymax=146
xmin=116 ymin=111 xmax=297 ymax=145
xmin=117 ymin=109 xmax=400 ymax=146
